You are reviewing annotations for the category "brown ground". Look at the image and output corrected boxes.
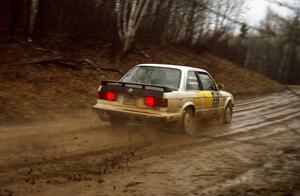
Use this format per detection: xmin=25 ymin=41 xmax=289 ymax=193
xmin=0 ymin=87 xmax=299 ymax=196
xmin=0 ymin=42 xmax=284 ymax=125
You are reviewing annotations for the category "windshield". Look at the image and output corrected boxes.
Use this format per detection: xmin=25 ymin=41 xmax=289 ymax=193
xmin=121 ymin=66 xmax=181 ymax=90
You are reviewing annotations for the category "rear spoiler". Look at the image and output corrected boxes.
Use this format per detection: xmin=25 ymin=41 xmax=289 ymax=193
xmin=101 ymin=80 xmax=174 ymax=92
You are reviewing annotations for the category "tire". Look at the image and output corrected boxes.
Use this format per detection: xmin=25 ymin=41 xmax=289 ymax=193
xmin=222 ymin=102 xmax=233 ymax=124
xmin=180 ymin=107 xmax=195 ymax=134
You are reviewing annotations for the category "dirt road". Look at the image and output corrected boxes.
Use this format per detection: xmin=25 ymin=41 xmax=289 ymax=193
xmin=0 ymin=87 xmax=299 ymax=196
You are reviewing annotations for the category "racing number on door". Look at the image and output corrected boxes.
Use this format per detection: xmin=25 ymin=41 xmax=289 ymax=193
xmin=197 ymin=72 xmax=220 ymax=109
xmin=211 ymin=92 xmax=219 ymax=108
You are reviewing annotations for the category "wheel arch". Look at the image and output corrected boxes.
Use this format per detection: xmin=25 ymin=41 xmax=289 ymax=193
xmin=181 ymin=102 xmax=196 ymax=115
xmin=225 ymin=97 xmax=234 ymax=108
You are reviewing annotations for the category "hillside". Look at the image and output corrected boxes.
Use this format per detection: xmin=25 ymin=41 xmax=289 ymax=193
xmin=0 ymin=43 xmax=284 ymax=124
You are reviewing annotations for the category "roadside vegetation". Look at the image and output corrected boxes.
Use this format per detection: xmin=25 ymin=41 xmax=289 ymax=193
xmin=1 ymin=0 xmax=299 ymax=84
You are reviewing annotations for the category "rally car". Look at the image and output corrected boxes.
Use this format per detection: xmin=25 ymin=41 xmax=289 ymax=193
xmin=93 ymin=64 xmax=234 ymax=133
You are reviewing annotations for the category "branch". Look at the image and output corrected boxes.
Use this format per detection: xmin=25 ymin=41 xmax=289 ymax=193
xmin=1 ymin=57 xmax=63 ymax=66
xmin=80 ymin=58 xmax=122 ymax=73
xmin=2 ymin=58 xmax=122 ymax=73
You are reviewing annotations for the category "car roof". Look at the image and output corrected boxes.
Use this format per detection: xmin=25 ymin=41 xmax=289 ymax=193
xmin=137 ymin=64 xmax=208 ymax=73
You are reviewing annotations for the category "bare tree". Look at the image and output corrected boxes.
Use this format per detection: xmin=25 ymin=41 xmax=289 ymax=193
xmin=28 ymin=0 xmax=39 ymax=42
xmin=115 ymin=0 xmax=150 ymax=53
xmin=244 ymin=6 xmax=300 ymax=84
xmin=210 ymin=0 xmax=246 ymax=35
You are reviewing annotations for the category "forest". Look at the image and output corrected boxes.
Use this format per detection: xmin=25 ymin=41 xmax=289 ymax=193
xmin=0 ymin=0 xmax=299 ymax=84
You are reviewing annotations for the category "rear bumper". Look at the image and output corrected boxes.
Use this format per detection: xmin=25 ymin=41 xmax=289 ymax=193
xmin=92 ymin=104 xmax=180 ymax=123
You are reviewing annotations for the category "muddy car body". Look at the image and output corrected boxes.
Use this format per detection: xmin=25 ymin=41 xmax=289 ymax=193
xmin=93 ymin=64 xmax=234 ymax=133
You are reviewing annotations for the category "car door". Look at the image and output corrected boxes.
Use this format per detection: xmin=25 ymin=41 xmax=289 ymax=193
xmin=196 ymin=72 xmax=220 ymax=114
xmin=186 ymin=71 xmax=203 ymax=112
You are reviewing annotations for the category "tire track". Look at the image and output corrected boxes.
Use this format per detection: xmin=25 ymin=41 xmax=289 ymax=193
xmin=235 ymin=91 xmax=292 ymax=107
xmin=234 ymin=95 xmax=299 ymax=114
xmin=234 ymin=101 xmax=300 ymax=122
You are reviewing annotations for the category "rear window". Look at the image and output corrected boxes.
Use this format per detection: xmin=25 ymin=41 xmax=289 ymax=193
xmin=121 ymin=66 xmax=181 ymax=90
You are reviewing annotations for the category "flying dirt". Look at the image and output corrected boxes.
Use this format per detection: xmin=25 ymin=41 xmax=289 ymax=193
xmin=0 ymin=88 xmax=299 ymax=196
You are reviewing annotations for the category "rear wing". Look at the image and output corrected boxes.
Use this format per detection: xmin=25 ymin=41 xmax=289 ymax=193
xmin=101 ymin=80 xmax=174 ymax=92
xmin=99 ymin=80 xmax=174 ymax=98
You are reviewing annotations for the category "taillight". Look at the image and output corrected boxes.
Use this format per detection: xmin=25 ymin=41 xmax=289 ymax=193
xmin=105 ymin=91 xmax=117 ymax=101
xmin=97 ymin=91 xmax=117 ymax=101
xmin=144 ymin=97 xmax=168 ymax=107
xmin=145 ymin=96 xmax=155 ymax=107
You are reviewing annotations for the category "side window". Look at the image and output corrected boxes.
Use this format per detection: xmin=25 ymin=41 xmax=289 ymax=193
xmin=197 ymin=72 xmax=216 ymax=91
xmin=186 ymin=71 xmax=200 ymax=90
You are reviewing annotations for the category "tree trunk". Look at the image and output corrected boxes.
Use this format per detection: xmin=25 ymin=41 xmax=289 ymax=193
xmin=8 ymin=0 xmax=20 ymax=42
xmin=28 ymin=0 xmax=39 ymax=42
xmin=115 ymin=0 xmax=150 ymax=53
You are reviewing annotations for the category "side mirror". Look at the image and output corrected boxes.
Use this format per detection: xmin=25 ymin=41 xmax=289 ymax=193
xmin=217 ymin=84 xmax=224 ymax=90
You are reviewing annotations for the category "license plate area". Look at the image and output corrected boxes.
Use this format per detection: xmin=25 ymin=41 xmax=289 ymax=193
xmin=124 ymin=95 xmax=138 ymax=106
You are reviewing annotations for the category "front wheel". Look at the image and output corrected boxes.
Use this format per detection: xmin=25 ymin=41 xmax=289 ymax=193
xmin=180 ymin=108 xmax=195 ymax=134
xmin=222 ymin=103 xmax=233 ymax=124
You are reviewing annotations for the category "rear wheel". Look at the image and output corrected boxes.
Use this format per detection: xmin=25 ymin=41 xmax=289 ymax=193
xmin=180 ymin=108 xmax=195 ymax=134
xmin=222 ymin=102 xmax=233 ymax=124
